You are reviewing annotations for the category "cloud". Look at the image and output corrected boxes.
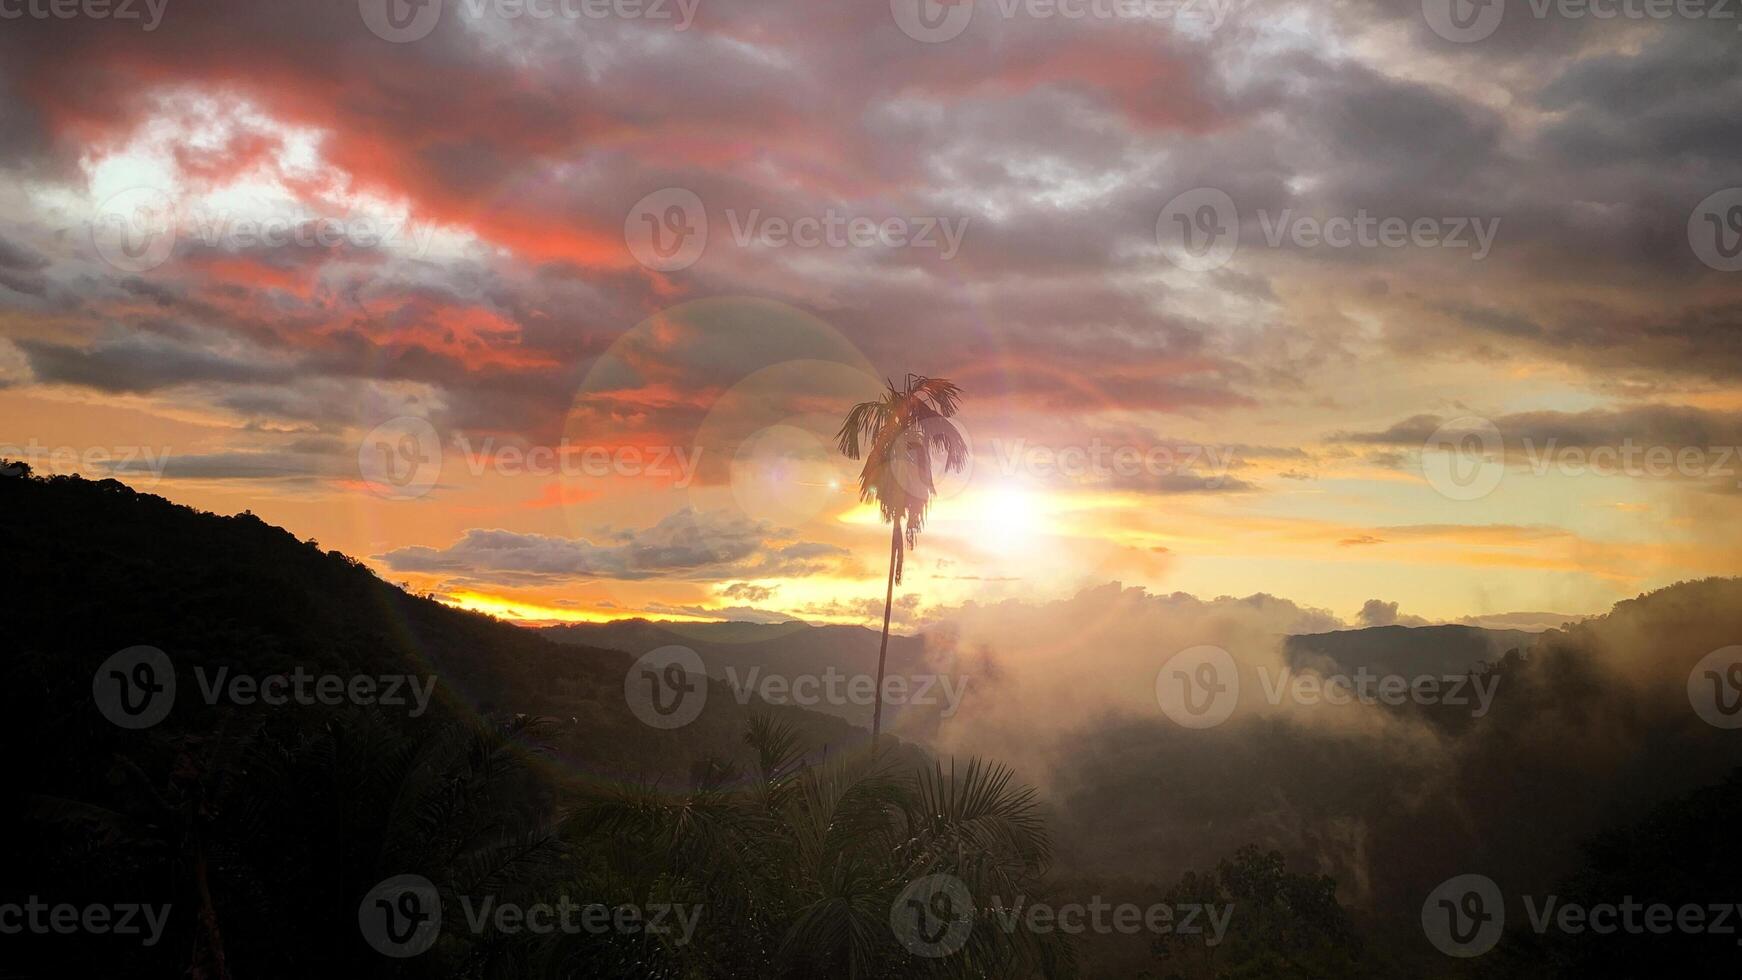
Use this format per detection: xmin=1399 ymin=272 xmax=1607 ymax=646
xmin=641 ymin=602 xmax=793 ymax=624
xmin=1453 ymin=610 xmax=1587 ymax=632
xmin=1336 ymin=407 xmax=1742 ymax=496
xmin=913 ymin=575 xmax=1742 ymax=912
xmin=107 ymin=449 xmax=345 ymax=483
xmin=376 ymin=508 xmax=846 ymax=584
xmin=18 ymin=330 xmax=293 ymax=394
xmin=1341 ymin=406 xmax=1742 ymax=452
xmin=1355 ymin=598 xmax=1428 ymax=628
xmin=720 ymin=582 xmax=779 ymax=603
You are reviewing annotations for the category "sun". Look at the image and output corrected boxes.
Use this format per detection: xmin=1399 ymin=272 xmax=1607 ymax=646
xmin=982 ymin=487 xmax=1044 ymax=546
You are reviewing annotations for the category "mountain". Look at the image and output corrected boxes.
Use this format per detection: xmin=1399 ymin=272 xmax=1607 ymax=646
xmin=543 ymin=619 xmax=929 ymax=678
xmin=7 ymin=468 xmax=1741 ymax=978
xmin=541 ymin=618 xmax=942 ymax=730
xmin=1283 ymin=623 xmax=1542 ymax=677
xmin=545 ymin=619 xmax=1538 ymax=734
xmin=0 ymin=471 xmax=870 ymax=787
xmin=0 ymin=469 xmax=963 ymax=979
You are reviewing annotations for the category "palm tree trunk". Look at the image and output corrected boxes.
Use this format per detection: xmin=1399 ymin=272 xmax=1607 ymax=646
xmin=188 ymin=843 xmax=230 ymax=980
xmin=871 ymin=518 xmax=900 ymax=742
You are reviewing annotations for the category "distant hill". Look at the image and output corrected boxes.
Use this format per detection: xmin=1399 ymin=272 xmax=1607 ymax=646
xmin=0 ymin=471 xmax=870 ymax=786
xmin=542 ymin=619 xmax=947 ymax=732
xmin=0 ymin=469 xmax=922 ymax=978
xmin=542 ymin=618 xmax=1543 ymax=737
xmin=1283 ymin=623 xmax=1543 ymax=677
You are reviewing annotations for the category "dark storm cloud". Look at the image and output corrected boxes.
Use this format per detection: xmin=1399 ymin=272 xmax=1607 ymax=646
xmin=0 ymin=0 xmax=1737 ymax=457
xmin=18 ymin=332 xmax=294 ymax=393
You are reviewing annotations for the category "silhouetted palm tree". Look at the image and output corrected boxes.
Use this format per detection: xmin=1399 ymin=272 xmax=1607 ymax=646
xmin=836 ymin=375 xmax=968 ymax=740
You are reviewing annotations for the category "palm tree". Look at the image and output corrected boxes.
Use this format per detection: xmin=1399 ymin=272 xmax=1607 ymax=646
xmin=836 ymin=375 xmax=969 ymax=741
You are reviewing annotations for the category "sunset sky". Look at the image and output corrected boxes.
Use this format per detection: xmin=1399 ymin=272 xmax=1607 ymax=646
xmin=3 ymin=0 xmax=1741 ymax=631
